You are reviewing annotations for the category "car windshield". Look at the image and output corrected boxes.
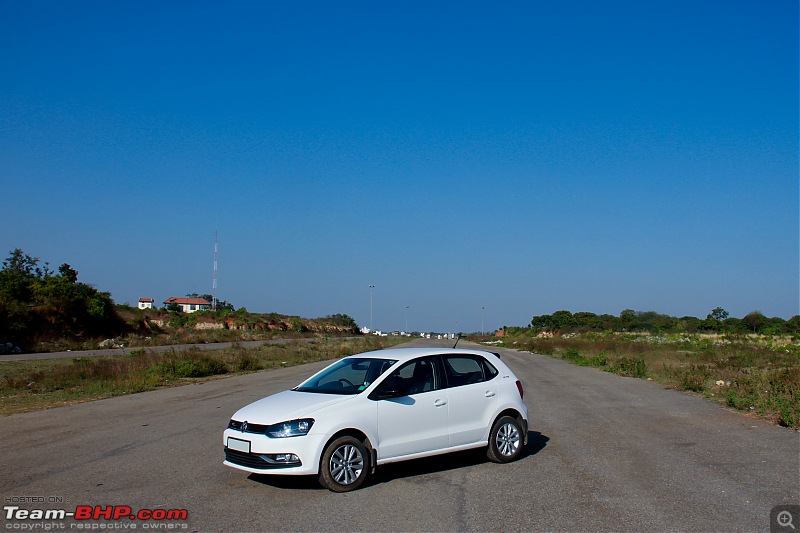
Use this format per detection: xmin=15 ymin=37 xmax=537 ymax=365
xmin=294 ymin=358 xmax=397 ymax=395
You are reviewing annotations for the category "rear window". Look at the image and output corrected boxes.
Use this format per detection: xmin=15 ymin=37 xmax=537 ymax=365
xmin=442 ymin=355 xmax=497 ymax=387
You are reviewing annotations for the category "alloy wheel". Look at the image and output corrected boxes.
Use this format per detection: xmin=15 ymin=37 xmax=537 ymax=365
xmin=329 ymin=443 xmax=364 ymax=485
xmin=495 ymin=421 xmax=521 ymax=456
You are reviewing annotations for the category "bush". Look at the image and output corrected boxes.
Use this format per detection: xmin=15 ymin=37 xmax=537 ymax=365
xmin=725 ymin=377 xmax=759 ymax=410
xmin=611 ymin=357 xmax=647 ymax=378
xmin=559 ymin=348 xmax=607 ymax=368
xmin=562 ymin=348 xmax=581 ymax=363
xmin=235 ymin=352 xmax=262 ymax=371
xmin=678 ymin=365 xmax=710 ymax=392
xmin=767 ymin=367 xmax=800 ymax=428
xmin=587 ymin=352 xmax=607 ymax=367
xmin=148 ymin=353 xmax=228 ymax=379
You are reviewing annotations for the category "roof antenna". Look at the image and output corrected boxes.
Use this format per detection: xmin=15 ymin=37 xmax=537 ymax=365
xmin=452 ymin=334 xmax=460 ymax=349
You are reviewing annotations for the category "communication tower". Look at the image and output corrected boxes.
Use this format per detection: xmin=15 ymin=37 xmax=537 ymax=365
xmin=212 ymin=230 xmax=218 ymax=311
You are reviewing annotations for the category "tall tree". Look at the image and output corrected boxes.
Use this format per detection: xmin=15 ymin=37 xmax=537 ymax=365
xmin=708 ymin=307 xmax=729 ymax=322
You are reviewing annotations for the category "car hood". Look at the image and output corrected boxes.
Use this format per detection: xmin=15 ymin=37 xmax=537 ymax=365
xmin=232 ymin=390 xmax=354 ymax=425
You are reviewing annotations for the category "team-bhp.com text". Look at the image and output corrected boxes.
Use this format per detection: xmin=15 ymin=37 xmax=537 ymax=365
xmin=4 ymin=506 xmax=189 ymax=530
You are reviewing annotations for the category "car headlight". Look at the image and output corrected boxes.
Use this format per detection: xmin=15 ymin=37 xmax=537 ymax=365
xmin=265 ymin=418 xmax=314 ymax=438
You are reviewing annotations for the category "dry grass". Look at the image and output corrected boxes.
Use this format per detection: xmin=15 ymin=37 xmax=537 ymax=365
xmin=498 ymin=332 xmax=800 ymax=429
xmin=0 ymin=336 xmax=409 ymax=416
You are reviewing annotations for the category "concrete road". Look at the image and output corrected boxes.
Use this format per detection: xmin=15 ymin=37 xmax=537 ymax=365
xmin=1 ymin=339 xmax=797 ymax=532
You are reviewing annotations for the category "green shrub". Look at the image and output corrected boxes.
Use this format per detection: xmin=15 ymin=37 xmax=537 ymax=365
xmin=611 ymin=357 xmax=647 ymax=378
xmin=767 ymin=367 xmax=800 ymax=428
xmin=725 ymin=374 xmax=760 ymax=409
xmin=148 ymin=355 xmax=228 ymax=379
xmin=777 ymin=400 xmax=798 ymax=428
xmin=169 ymin=314 xmax=189 ymax=329
xmin=587 ymin=352 xmax=607 ymax=367
xmin=559 ymin=348 xmax=607 ymax=368
xmin=235 ymin=352 xmax=262 ymax=371
xmin=679 ymin=365 xmax=710 ymax=392
xmin=562 ymin=348 xmax=581 ymax=363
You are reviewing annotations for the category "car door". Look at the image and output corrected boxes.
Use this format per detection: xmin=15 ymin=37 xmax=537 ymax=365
xmin=370 ymin=357 xmax=449 ymax=460
xmin=441 ymin=354 xmax=499 ymax=446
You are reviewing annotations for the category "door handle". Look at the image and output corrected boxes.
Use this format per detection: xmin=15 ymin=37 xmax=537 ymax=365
xmin=434 ymin=399 xmax=447 ymax=407
xmin=485 ymin=391 xmax=496 ymax=398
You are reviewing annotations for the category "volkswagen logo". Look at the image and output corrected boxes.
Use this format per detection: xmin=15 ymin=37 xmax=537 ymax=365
xmin=241 ymin=421 xmax=248 ymax=433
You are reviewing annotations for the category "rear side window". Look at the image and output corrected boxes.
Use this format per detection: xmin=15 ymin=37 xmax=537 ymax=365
xmin=442 ymin=355 xmax=497 ymax=387
xmin=481 ymin=358 xmax=499 ymax=378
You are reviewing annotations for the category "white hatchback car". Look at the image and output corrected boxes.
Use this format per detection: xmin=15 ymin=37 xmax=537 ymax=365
xmin=223 ymin=347 xmax=528 ymax=491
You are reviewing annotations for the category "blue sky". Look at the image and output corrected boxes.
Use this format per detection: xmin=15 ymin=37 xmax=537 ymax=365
xmin=1 ymin=1 xmax=797 ymax=333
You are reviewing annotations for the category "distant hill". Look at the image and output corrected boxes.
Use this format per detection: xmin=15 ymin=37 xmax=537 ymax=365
xmin=0 ymin=248 xmax=360 ymax=353
xmin=118 ymin=306 xmax=360 ymax=338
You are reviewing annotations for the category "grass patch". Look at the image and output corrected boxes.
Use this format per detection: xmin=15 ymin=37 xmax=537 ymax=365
xmin=561 ymin=348 xmax=607 ymax=368
xmin=0 ymin=336 xmax=409 ymax=416
xmin=499 ymin=332 xmax=800 ymax=429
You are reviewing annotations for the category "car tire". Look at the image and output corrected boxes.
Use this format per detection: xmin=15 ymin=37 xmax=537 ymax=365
xmin=319 ymin=436 xmax=369 ymax=492
xmin=487 ymin=415 xmax=524 ymax=463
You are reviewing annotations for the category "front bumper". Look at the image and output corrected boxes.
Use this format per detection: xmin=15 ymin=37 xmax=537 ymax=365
xmin=223 ymin=429 xmax=327 ymax=475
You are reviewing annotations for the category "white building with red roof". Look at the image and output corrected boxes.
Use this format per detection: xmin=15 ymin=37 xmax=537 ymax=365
xmin=163 ymin=297 xmax=212 ymax=313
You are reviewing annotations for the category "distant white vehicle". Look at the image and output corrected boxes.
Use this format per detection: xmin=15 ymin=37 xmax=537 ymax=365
xmin=223 ymin=347 xmax=529 ymax=492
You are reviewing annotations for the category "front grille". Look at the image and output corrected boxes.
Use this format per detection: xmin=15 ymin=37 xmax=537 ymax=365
xmin=224 ymin=448 xmax=299 ymax=470
xmin=228 ymin=419 xmax=269 ymax=434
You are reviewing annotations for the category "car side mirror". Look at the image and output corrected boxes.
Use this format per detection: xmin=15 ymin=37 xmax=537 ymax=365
xmin=370 ymin=388 xmax=406 ymax=401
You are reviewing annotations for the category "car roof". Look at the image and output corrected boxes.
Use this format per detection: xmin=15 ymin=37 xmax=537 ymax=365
xmin=347 ymin=347 xmax=498 ymax=364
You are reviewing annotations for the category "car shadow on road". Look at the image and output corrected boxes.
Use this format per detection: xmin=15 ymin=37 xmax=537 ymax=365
xmin=248 ymin=472 xmax=322 ymax=491
xmin=369 ymin=430 xmax=549 ymax=487
xmin=247 ymin=430 xmax=549 ymax=491
xmin=524 ymin=430 xmax=549 ymax=457
xmin=368 ymin=430 xmax=549 ymax=488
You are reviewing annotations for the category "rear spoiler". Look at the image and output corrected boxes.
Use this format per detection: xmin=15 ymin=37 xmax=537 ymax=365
xmin=452 ymin=336 xmax=501 ymax=359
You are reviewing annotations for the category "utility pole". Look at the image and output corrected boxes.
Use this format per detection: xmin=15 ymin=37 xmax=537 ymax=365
xmin=369 ymin=284 xmax=375 ymax=331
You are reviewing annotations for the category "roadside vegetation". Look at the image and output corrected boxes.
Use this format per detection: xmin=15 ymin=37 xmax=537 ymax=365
xmin=110 ymin=306 xmax=361 ymax=351
xmin=486 ymin=309 xmax=799 ymax=429
xmin=0 ymin=336 xmax=409 ymax=416
xmin=0 ymin=248 xmax=361 ymax=353
xmin=0 ymin=249 xmax=126 ymax=353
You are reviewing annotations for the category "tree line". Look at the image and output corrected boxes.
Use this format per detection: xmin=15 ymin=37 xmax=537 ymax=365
xmin=525 ymin=308 xmax=800 ymax=335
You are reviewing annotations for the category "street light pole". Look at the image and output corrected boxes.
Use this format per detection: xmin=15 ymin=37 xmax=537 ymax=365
xmin=405 ymin=305 xmax=410 ymax=333
xmin=481 ymin=306 xmax=485 ymax=336
xmin=369 ymin=285 xmax=375 ymax=331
